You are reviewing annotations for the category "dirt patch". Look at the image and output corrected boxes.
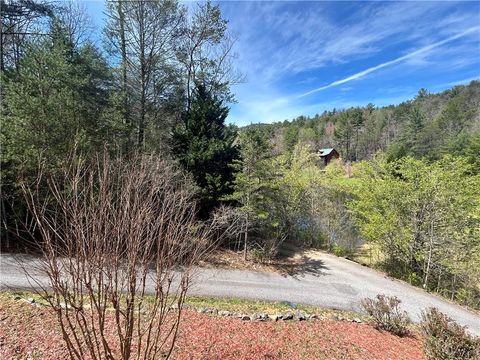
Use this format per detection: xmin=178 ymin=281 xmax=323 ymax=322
xmin=0 ymin=293 xmax=425 ymax=359
xmin=199 ymin=247 xmax=329 ymax=277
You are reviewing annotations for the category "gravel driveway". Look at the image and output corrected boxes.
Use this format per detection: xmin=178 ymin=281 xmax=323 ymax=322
xmin=1 ymin=251 xmax=479 ymax=335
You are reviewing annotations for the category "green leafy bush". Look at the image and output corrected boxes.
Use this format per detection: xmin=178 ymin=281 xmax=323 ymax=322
xmin=361 ymin=294 xmax=411 ymax=336
xmin=332 ymin=245 xmax=353 ymax=258
xmin=421 ymin=308 xmax=480 ymax=360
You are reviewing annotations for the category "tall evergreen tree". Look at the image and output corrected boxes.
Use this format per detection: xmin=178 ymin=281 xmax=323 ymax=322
xmin=228 ymin=126 xmax=272 ymax=259
xmin=334 ymin=111 xmax=354 ymax=160
xmin=2 ymin=22 xmax=115 ymax=170
xmin=172 ymin=84 xmax=238 ymax=215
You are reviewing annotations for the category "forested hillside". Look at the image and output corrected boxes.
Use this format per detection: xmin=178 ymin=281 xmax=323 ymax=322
xmin=248 ymin=81 xmax=480 ymax=164
xmin=230 ymin=83 xmax=480 ymax=308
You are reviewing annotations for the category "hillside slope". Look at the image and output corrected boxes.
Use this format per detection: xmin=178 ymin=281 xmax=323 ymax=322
xmin=246 ymin=81 xmax=480 ymax=162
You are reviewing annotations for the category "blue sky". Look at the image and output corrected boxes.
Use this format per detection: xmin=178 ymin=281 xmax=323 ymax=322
xmin=84 ymin=1 xmax=480 ymax=126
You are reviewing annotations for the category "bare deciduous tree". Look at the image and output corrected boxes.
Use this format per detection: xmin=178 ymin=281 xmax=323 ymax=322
xmin=21 ymin=152 xmax=211 ymax=359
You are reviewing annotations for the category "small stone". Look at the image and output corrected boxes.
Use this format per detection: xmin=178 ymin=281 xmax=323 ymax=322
xmin=218 ymin=310 xmax=231 ymax=317
xmin=258 ymin=313 xmax=269 ymax=321
xmin=282 ymin=312 xmax=294 ymax=320
xmin=14 ymin=295 xmax=21 ymax=300
xmin=296 ymin=312 xmax=306 ymax=321
xmin=240 ymin=315 xmax=251 ymax=321
xmin=309 ymin=314 xmax=318 ymax=320
xmin=27 ymin=298 xmax=35 ymax=304
xmin=352 ymin=318 xmax=362 ymax=323
xmin=59 ymin=302 xmax=72 ymax=309
xmin=270 ymin=314 xmax=281 ymax=322
xmin=197 ymin=307 xmax=206 ymax=313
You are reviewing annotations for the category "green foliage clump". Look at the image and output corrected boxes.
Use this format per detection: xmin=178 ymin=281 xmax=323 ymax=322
xmin=172 ymin=84 xmax=238 ymax=215
xmin=348 ymin=156 xmax=480 ymax=307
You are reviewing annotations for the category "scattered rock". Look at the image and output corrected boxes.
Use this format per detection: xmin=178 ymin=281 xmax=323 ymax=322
xmin=295 ymin=312 xmax=306 ymax=321
xmin=270 ymin=314 xmax=282 ymax=322
xmin=189 ymin=305 xmax=358 ymax=323
xmin=27 ymin=298 xmax=35 ymax=304
xmin=13 ymin=295 xmax=21 ymax=301
xmin=253 ymin=313 xmax=268 ymax=321
xmin=59 ymin=302 xmax=72 ymax=309
xmin=259 ymin=313 xmax=269 ymax=321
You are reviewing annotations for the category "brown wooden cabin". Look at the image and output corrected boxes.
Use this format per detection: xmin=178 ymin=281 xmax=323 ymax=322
xmin=318 ymin=148 xmax=340 ymax=166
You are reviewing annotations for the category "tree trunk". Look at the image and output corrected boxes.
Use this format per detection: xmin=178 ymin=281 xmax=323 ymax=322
xmin=244 ymin=213 xmax=249 ymax=261
xmin=137 ymin=1 xmax=146 ymax=149
xmin=423 ymin=221 xmax=434 ymax=289
xmin=117 ymin=0 xmax=130 ymax=152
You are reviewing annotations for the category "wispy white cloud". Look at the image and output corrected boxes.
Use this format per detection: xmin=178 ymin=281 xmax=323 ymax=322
xmin=225 ymin=1 xmax=475 ymax=83
xmin=298 ymin=26 xmax=480 ymax=98
xmin=221 ymin=1 xmax=480 ymax=125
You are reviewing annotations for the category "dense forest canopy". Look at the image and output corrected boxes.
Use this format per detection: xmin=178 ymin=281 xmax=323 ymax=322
xmin=245 ymin=81 xmax=480 ymax=165
xmin=1 ymin=0 xmax=240 ymax=228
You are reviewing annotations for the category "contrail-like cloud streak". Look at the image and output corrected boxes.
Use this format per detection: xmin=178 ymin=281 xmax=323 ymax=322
xmin=298 ymin=26 xmax=480 ymax=98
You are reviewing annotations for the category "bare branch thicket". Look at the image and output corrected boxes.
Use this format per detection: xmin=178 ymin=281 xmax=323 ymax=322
xmin=208 ymin=204 xmax=245 ymax=251
xmin=55 ymin=0 xmax=93 ymax=48
xmin=21 ymin=152 xmax=212 ymax=360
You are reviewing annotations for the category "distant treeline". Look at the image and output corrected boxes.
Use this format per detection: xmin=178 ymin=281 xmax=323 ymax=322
xmin=245 ymin=81 xmax=480 ymax=165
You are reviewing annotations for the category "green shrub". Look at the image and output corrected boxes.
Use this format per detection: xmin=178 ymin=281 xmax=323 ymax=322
xmin=249 ymin=247 xmax=267 ymax=262
xmin=421 ymin=308 xmax=480 ymax=360
xmin=332 ymin=244 xmax=353 ymax=257
xmin=361 ymin=294 xmax=411 ymax=336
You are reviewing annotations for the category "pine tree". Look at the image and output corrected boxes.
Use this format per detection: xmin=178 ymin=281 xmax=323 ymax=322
xmin=228 ymin=126 xmax=272 ymax=259
xmin=172 ymin=84 xmax=238 ymax=215
xmin=334 ymin=111 xmax=354 ymax=160
xmin=2 ymin=23 xmax=115 ymax=170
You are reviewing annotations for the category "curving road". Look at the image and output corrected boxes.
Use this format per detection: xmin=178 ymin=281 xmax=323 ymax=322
xmin=1 ymin=251 xmax=479 ymax=335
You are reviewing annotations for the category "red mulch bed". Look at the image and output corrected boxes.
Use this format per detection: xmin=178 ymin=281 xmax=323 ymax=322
xmin=0 ymin=296 xmax=425 ymax=359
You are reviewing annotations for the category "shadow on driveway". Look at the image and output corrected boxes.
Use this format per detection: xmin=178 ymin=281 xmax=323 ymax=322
xmin=275 ymin=255 xmax=329 ymax=279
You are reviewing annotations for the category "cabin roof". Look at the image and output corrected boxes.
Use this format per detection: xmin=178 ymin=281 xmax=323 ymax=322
xmin=318 ymin=148 xmax=335 ymax=157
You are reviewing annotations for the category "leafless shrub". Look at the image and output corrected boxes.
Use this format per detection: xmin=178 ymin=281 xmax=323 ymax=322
xmin=21 ymin=152 xmax=212 ymax=359
xmin=361 ymin=294 xmax=411 ymax=336
xmin=210 ymin=205 xmax=244 ymax=240
xmin=421 ymin=308 xmax=480 ymax=360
